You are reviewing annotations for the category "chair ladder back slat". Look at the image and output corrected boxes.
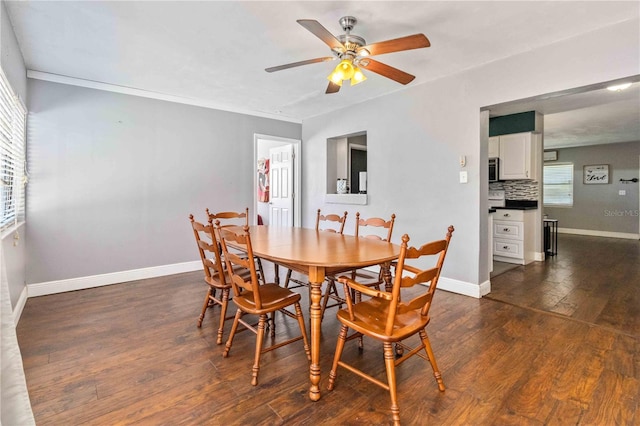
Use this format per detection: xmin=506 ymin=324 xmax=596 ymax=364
xmin=191 ymin=215 xmax=226 ymax=284
xmin=207 ymin=207 xmax=249 ymax=225
xmin=316 ymin=209 xmax=348 ymax=234
xmin=355 ymin=212 xmax=395 ymax=242
xmin=216 ymin=224 xmax=262 ymax=308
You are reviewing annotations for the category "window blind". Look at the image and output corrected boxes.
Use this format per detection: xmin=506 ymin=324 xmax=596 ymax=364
xmin=543 ymin=163 xmax=573 ymax=207
xmin=0 ymin=68 xmax=27 ymax=232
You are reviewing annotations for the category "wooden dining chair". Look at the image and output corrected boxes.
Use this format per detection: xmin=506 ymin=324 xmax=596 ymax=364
xmin=216 ymin=222 xmax=311 ymax=386
xmin=327 ymin=226 xmax=455 ymax=426
xmin=206 ymin=207 xmax=266 ymax=285
xmin=283 ymin=209 xmax=348 ymax=294
xmin=189 ymin=214 xmax=235 ymax=345
xmin=323 ymin=212 xmax=396 ymax=305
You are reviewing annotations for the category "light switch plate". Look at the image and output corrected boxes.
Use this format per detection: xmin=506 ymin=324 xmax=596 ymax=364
xmin=459 ymin=171 xmax=468 ymax=183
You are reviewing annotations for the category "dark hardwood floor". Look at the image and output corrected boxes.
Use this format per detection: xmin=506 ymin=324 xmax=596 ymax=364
xmin=17 ymin=234 xmax=639 ymax=425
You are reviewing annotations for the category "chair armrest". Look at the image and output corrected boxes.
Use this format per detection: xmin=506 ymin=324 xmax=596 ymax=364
xmin=337 ymin=276 xmax=392 ymax=301
xmin=401 ymin=264 xmax=422 ymax=275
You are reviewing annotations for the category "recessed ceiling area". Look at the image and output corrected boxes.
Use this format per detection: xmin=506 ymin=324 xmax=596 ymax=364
xmin=485 ymin=77 xmax=640 ymax=149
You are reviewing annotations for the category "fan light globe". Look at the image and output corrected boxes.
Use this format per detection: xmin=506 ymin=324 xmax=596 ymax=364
xmin=328 ymin=60 xmax=367 ymax=87
xmin=351 ymin=67 xmax=367 ymax=86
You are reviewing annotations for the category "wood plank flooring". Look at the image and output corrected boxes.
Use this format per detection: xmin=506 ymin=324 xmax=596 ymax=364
xmin=17 ymin=234 xmax=639 ymax=425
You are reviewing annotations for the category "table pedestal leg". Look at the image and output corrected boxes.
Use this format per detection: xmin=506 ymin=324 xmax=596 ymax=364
xmin=308 ymin=267 xmax=324 ymax=401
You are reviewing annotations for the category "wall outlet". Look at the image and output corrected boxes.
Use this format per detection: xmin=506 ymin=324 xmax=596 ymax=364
xmin=459 ymin=171 xmax=468 ymax=183
xmin=619 ymin=190 xmax=626 ymax=195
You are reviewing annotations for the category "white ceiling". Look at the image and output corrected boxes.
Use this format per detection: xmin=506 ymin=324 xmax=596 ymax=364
xmin=5 ymin=1 xmax=640 ymax=147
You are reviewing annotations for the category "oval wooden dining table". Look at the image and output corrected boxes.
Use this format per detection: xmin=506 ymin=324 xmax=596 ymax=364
xmin=240 ymin=225 xmax=401 ymax=401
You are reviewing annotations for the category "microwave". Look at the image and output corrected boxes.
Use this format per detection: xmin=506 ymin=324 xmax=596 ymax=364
xmin=489 ymin=158 xmax=499 ymax=182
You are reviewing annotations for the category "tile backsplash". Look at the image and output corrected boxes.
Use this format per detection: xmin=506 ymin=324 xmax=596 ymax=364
xmin=489 ymin=180 xmax=539 ymax=200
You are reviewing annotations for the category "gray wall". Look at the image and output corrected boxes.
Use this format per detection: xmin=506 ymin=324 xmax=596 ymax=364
xmin=1 ymin=0 xmax=27 ymax=310
xmin=545 ymin=141 xmax=640 ymax=234
xmin=302 ymin=19 xmax=639 ymax=291
xmin=26 ymin=79 xmax=301 ymax=284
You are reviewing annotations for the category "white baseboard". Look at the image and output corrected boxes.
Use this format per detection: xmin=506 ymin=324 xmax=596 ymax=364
xmin=27 ymin=261 xmax=202 ymax=297
xmin=558 ymin=227 xmax=639 ymax=240
xmin=438 ymin=276 xmax=486 ymax=299
xmin=12 ymin=285 xmax=28 ymax=326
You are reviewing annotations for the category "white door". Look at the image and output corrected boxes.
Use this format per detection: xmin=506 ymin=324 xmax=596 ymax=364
xmin=269 ymin=144 xmax=294 ymax=227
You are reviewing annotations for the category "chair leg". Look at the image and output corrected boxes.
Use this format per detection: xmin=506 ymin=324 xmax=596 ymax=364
xmin=197 ymin=287 xmax=214 ymax=327
xmin=251 ymin=315 xmax=268 ymax=386
xmin=216 ymin=288 xmax=230 ymax=345
xmin=321 ymin=279 xmax=343 ymax=320
xmin=419 ymin=329 xmax=445 ymax=391
xmin=256 ymin=258 xmax=266 ymax=285
xmin=283 ymin=269 xmax=293 ymax=288
xmin=294 ymin=302 xmax=311 ymax=360
xmin=269 ymin=312 xmax=276 ymax=338
xmin=327 ymin=324 xmax=348 ymax=391
xmin=223 ymin=309 xmax=242 ymax=358
xmin=383 ymin=342 xmax=401 ymax=426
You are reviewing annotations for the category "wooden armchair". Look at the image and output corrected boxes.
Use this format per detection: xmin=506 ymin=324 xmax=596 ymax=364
xmin=327 ymin=226 xmax=454 ymax=426
xmin=216 ymin=223 xmax=311 ymax=386
xmin=189 ymin=214 xmax=234 ymax=345
xmin=206 ymin=207 xmax=266 ymax=285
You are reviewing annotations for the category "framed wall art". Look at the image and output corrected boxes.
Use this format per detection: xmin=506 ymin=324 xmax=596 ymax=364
xmin=583 ymin=164 xmax=609 ymax=184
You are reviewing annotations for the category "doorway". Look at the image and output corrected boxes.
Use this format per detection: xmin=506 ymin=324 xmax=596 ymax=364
xmin=253 ymin=134 xmax=301 ymax=227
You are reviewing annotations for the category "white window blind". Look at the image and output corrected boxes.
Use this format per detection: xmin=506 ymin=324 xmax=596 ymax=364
xmin=0 ymin=68 xmax=27 ymax=232
xmin=544 ymin=163 xmax=573 ymax=207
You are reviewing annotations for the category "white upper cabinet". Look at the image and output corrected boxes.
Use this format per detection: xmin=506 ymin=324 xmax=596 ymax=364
xmin=498 ymin=132 xmax=539 ymax=180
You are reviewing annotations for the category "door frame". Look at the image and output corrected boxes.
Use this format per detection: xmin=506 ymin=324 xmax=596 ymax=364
xmin=253 ymin=134 xmax=301 ymax=227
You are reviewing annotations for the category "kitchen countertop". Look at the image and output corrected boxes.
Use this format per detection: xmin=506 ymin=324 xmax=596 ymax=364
xmin=494 ymin=200 xmax=538 ymax=210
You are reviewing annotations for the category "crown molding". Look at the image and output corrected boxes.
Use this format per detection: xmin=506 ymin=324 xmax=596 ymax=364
xmin=26 ymin=70 xmax=302 ymax=124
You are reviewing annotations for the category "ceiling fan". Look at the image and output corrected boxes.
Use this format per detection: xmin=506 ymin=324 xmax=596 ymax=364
xmin=265 ymin=16 xmax=431 ymax=94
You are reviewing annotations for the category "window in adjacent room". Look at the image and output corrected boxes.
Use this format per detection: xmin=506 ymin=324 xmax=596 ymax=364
xmin=543 ymin=163 xmax=573 ymax=207
xmin=0 ymin=68 xmax=27 ymax=232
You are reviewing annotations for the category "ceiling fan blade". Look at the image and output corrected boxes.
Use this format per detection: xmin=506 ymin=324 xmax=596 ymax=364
xmin=359 ymin=34 xmax=430 ymax=56
xmin=326 ymin=81 xmax=341 ymax=94
xmin=359 ymin=58 xmax=415 ymax=85
xmin=297 ymin=19 xmax=345 ymax=51
xmin=265 ymin=57 xmax=336 ymax=73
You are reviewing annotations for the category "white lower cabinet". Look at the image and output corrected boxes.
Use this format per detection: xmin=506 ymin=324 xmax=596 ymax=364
xmin=493 ymin=209 xmax=536 ymax=265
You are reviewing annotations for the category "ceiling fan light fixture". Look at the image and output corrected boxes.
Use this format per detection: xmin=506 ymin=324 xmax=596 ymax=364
xmin=328 ymin=59 xmax=367 ymax=87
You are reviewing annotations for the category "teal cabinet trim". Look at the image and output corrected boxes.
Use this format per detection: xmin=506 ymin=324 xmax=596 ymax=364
xmin=489 ymin=111 xmax=536 ymax=136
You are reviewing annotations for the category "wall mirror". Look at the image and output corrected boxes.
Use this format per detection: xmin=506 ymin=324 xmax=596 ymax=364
xmin=326 ymin=131 xmax=367 ymax=195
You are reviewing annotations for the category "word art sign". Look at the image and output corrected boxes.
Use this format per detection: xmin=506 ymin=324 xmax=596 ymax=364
xmin=583 ymin=164 xmax=609 ymax=184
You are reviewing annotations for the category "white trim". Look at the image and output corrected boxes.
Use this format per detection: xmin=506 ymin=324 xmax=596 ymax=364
xmin=27 ymin=70 xmax=302 ymax=124
xmin=27 ymin=261 xmax=202 ymax=297
xmin=254 ymin=134 xmax=302 ymax=227
xmin=558 ymin=227 xmax=639 ymax=240
xmin=534 ymin=251 xmax=545 ymax=262
xmin=325 ymin=193 xmax=368 ymax=205
xmin=438 ymin=276 xmax=487 ymax=299
xmin=12 ymin=285 xmax=28 ymax=326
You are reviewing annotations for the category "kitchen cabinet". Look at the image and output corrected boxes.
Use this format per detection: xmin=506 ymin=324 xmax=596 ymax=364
xmin=488 ymin=137 xmax=500 ymax=158
xmin=497 ymin=132 xmax=539 ymax=180
xmin=493 ymin=209 xmax=537 ymax=265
